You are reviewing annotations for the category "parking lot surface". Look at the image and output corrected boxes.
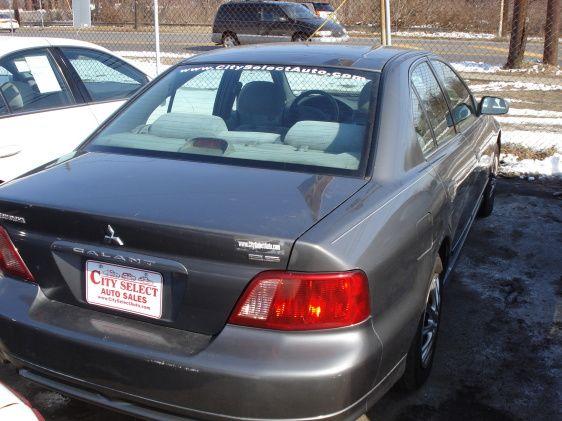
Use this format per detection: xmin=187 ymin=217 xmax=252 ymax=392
xmin=1 ymin=178 xmax=561 ymax=421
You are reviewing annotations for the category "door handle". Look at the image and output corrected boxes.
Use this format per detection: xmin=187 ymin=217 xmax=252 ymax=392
xmin=0 ymin=145 xmax=22 ymax=159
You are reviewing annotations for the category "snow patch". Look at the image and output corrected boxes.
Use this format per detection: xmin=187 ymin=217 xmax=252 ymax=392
xmin=115 ymin=51 xmax=194 ymax=60
xmin=500 ymin=129 xmax=562 ymax=178
xmin=497 ymin=116 xmax=562 ymax=127
xmin=452 ymin=61 xmax=502 ymax=73
xmin=502 ymin=130 xmax=562 ymax=152
xmin=506 ymin=108 xmax=562 ymax=118
xmin=394 ymin=31 xmax=496 ymax=40
xmin=469 ymin=81 xmax=562 ymax=92
xmin=500 ymin=153 xmax=561 ymax=178
xmin=130 ymin=61 xmax=171 ymax=78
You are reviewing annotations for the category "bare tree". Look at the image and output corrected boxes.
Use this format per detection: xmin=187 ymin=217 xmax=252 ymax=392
xmin=506 ymin=0 xmax=529 ymax=68
xmin=543 ymin=0 xmax=560 ymax=65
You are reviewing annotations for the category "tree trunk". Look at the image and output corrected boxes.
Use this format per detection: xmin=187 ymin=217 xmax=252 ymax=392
xmin=502 ymin=0 xmax=511 ymax=37
xmin=12 ymin=0 xmax=21 ymax=24
xmin=506 ymin=0 xmax=529 ymax=69
xmin=134 ymin=0 xmax=139 ymax=30
xmin=543 ymin=0 xmax=561 ymax=65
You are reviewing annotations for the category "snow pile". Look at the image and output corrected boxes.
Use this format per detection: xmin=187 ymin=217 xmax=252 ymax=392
xmin=500 ymin=129 xmax=562 ymax=178
xmin=394 ymin=31 xmax=495 ymax=39
xmin=469 ymin=81 xmax=562 ymax=92
xmin=117 ymin=51 xmax=195 ymax=77
xmin=115 ymin=51 xmax=193 ymax=60
xmin=453 ymin=62 xmax=562 ymax=76
xmin=501 ymin=129 xmax=562 ymax=152
xmin=501 ymin=153 xmax=561 ymax=178
xmin=130 ymin=61 xmax=171 ymax=78
xmin=452 ymin=61 xmax=502 ymax=73
xmin=498 ymin=116 xmax=562 ymax=127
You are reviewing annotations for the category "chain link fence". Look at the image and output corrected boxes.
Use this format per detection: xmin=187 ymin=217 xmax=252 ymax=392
xmin=1 ymin=0 xmax=561 ymax=172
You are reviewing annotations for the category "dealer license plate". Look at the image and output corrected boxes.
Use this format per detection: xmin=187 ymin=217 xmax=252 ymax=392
xmin=85 ymin=260 xmax=163 ymax=319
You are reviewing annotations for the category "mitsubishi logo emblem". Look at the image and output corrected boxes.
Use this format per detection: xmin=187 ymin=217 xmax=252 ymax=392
xmin=104 ymin=225 xmax=124 ymax=247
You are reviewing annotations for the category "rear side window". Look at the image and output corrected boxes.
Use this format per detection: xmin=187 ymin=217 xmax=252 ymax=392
xmin=217 ymin=4 xmax=231 ymax=20
xmin=431 ymin=60 xmax=477 ymax=131
xmin=0 ymin=49 xmax=73 ymax=114
xmin=60 ymin=47 xmax=146 ymax=102
xmin=411 ymin=62 xmax=455 ymax=145
xmin=238 ymin=4 xmax=259 ymax=21
xmin=411 ymin=87 xmax=435 ymax=155
xmin=260 ymin=5 xmax=287 ymax=22
xmin=313 ymin=3 xmax=335 ymax=12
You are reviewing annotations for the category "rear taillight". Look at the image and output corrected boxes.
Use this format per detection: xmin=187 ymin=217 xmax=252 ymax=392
xmin=0 ymin=226 xmax=35 ymax=282
xmin=229 ymin=270 xmax=370 ymax=330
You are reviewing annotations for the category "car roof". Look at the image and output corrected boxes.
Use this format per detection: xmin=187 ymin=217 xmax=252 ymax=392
xmin=225 ymin=1 xmax=296 ymax=4
xmin=0 ymin=36 xmax=112 ymax=58
xmin=184 ymin=44 xmax=422 ymax=72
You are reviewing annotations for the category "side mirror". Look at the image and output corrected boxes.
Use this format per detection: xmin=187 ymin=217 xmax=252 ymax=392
xmin=447 ymin=103 xmax=472 ymax=127
xmin=479 ymin=96 xmax=509 ymax=115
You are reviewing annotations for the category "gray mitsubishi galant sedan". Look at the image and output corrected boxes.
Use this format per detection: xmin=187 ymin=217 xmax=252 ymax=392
xmin=0 ymin=44 xmax=508 ymax=420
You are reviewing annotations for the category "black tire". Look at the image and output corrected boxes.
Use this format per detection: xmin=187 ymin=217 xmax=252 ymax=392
xmin=292 ymin=32 xmax=308 ymax=42
xmin=398 ymin=255 xmax=443 ymax=391
xmin=478 ymin=147 xmax=499 ymax=218
xmin=222 ymin=32 xmax=239 ymax=48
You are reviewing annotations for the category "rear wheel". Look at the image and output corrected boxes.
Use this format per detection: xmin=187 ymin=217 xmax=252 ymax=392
xmin=399 ymin=255 xmax=443 ymax=391
xmin=222 ymin=32 xmax=239 ymax=48
xmin=478 ymin=148 xmax=499 ymax=218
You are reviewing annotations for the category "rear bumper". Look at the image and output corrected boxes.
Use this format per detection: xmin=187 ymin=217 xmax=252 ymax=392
xmin=211 ymin=33 xmax=222 ymax=44
xmin=0 ymin=276 xmax=385 ymax=420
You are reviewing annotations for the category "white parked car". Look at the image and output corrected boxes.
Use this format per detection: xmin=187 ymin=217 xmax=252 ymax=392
xmin=0 ymin=382 xmax=42 ymax=420
xmin=0 ymin=12 xmax=19 ymax=32
xmin=0 ymin=37 xmax=149 ymax=182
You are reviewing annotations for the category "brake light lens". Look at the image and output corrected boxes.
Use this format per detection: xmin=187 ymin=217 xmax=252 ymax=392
xmin=229 ymin=270 xmax=370 ymax=330
xmin=0 ymin=226 xmax=35 ymax=282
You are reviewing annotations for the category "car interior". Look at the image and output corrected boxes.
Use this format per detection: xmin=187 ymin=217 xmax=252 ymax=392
xmin=95 ymin=67 xmax=377 ymax=171
xmin=0 ymin=54 xmax=72 ymax=114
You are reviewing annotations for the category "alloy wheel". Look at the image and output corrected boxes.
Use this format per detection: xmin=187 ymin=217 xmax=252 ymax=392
xmin=420 ymin=273 xmax=441 ymax=368
xmin=223 ymin=35 xmax=238 ymax=48
xmin=489 ymin=153 xmax=499 ymax=198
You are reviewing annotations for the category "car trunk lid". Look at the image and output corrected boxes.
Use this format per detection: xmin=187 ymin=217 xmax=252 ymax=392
xmin=0 ymin=152 xmax=367 ymax=334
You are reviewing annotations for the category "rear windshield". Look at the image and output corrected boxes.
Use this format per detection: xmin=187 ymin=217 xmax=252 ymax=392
xmin=283 ymin=4 xmax=317 ymax=19
xmin=87 ymin=64 xmax=379 ymax=175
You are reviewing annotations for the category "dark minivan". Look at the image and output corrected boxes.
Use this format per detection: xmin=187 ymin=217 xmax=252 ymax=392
xmin=211 ymin=0 xmax=348 ymax=47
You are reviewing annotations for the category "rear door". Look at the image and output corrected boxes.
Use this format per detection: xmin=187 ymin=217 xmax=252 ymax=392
xmin=56 ymin=47 xmax=148 ymax=125
xmin=430 ymin=59 xmax=492 ymax=198
xmin=0 ymin=47 xmax=99 ymax=182
xmin=411 ymin=60 xmax=475 ymax=250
